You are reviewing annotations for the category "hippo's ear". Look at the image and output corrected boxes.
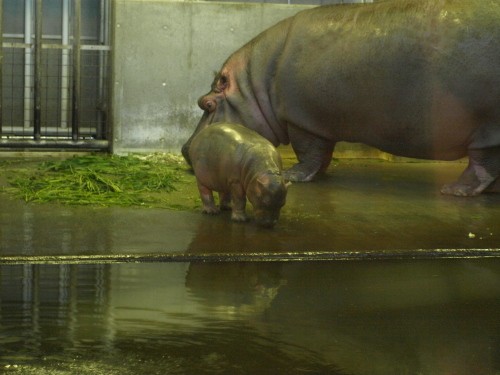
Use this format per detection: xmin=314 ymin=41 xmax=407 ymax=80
xmin=256 ymin=175 xmax=270 ymax=188
xmin=255 ymin=175 xmax=269 ymax=196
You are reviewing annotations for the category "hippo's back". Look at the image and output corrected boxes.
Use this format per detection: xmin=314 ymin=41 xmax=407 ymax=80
xmin=189 ymin=123 xmax=280 ymax=177
xmin=190 ymin=122 xmax=274 ymax=152
xmin=272 ymin=0 xmax=500 ymax=160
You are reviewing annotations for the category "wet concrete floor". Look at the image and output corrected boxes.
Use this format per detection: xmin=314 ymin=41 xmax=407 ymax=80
xmin=1 ymin=159 xmax=500 ymax=374
xmin=1 ymin=160 xmax=499 ymax=261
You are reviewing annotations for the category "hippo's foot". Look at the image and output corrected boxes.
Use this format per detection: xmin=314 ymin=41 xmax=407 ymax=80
xmin=441 ymin=149 xmax=500 ymax=196
xmin=442 ymin=176 xmax=500 ymax=196
xmin=283 ymin=163 xmax=320 ymax=182
xmin=285 ymin=127 xmax=334 ymax=182
xmin=231 ymin=211 xmax=248 ymax=222
xmin=441 ymin=182 xmax=482 ymax=197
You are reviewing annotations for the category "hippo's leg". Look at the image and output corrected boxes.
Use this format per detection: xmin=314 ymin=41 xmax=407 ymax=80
xmin=219 ymin=192 xmax=232 ymax=211
xmin=441 ymin=147 xmax=500 ymax=196
xmin=196 ymin=181 xmax=220 ymax=215
xmin=284 ymin=126 xmax=335 ymax=182
xmin=229 ymin=183 xmax=248 ymax=222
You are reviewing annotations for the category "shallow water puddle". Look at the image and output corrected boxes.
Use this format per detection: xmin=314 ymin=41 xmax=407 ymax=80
xmin=0 ymin=260 xmax=499 ymax=374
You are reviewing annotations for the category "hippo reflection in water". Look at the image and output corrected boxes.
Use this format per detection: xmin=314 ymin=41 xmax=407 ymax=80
xmin=182 ymin=0 xmax=500 ymax=197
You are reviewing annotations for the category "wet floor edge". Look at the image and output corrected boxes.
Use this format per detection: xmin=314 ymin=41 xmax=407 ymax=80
xmin=1 ymin=248 xmax=499 ymax=264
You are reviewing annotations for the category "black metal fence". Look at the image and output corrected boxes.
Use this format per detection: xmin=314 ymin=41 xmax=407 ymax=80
xmin=0 ymin=0 xmax=111 ymax=151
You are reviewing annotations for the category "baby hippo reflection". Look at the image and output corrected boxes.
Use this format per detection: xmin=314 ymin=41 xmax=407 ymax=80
xmin=187 ymin=123 xmax=288 ymax=228
xmin=185 ymin=262 xmax=286 ymax=317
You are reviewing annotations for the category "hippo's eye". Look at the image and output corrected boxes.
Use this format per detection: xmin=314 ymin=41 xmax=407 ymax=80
xmin=216 ymin=75 xmax=229 ymax=91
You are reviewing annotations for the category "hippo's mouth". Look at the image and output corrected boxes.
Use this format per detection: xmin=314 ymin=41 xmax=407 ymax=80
xmin=254 ymin=209 xmax=281 ymax=228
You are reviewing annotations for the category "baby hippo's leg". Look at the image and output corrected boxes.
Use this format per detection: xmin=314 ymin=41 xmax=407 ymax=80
xmin=196 ymin=180 xmax=219 ymax=215
xmin=219 ymin=192 xmax=232 ymax=211
xmin=230 ymin=183 xmax=248 ymax=222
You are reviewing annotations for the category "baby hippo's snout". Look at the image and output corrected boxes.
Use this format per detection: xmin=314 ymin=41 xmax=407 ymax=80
xmin=254 ymin=210 xmax=281 ymax=228
xmin=250 ymin=178 xmax=288 ymax=228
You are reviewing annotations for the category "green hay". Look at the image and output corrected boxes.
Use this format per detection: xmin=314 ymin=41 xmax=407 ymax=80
xmin=2 ymin=154 xmax=195 ymax=208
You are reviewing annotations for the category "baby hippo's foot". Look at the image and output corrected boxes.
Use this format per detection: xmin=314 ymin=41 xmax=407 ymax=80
xmin=202 ymin=205 xmax=220 ymax=215
xmin=231 ymin=210 xmax=249 ymax=223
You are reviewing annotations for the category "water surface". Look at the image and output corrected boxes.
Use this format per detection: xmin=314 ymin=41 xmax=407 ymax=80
xmin=0 ymin=260 xmax=499 ymax=374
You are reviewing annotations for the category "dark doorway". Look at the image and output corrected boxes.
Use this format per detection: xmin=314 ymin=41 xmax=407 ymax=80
xmin=0 ymin=0 xmax=111 ymax=150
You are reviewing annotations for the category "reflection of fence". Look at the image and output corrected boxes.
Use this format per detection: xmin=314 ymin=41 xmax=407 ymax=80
xmin=0 ymin=0 xmax=111 ymax=150
xmin=0 ymin=264 xmax=113 ymax=356
xmin=207 ymin=0 xmax=372 ymax=5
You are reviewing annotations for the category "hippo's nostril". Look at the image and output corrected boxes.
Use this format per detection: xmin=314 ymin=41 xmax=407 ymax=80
xmin=207 ymin=101 xmax=216 ymax=113
xmin=199 ymin=97 xmax=217 ymax=113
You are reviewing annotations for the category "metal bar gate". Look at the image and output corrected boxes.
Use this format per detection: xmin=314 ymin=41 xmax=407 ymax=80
xmin=0 ymin=0 xmax=111 ymax=150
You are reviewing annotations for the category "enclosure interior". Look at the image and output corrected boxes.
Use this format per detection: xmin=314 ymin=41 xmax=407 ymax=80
xmin=0 ymin=0 xmax=499 ymax=374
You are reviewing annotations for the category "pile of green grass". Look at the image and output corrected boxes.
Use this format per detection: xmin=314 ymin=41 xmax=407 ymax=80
xmin=3 ymin=154 xmax=191 ymax=208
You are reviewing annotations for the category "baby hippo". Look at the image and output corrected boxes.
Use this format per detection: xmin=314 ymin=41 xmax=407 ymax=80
xmin=187 ymin=122 xmax=288 ymax=228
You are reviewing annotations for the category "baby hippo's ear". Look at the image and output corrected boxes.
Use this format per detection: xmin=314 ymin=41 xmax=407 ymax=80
xmin=256 ymin=175 xmax=271 ymax=192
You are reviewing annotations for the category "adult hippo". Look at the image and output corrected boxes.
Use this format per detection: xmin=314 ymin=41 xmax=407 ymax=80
xmin=182 ymin=0 xmax=500 ymax=196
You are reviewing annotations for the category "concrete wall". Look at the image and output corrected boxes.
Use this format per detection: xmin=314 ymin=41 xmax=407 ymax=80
xmin=112 ymin=1 xmax=313 ymax=154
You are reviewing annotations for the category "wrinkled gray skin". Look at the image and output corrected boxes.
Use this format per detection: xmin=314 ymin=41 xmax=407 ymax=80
xmin=182 ymin=0 xmax=500 ymax=196
xmin=188 ymin=123 xmax=287 ymax=228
